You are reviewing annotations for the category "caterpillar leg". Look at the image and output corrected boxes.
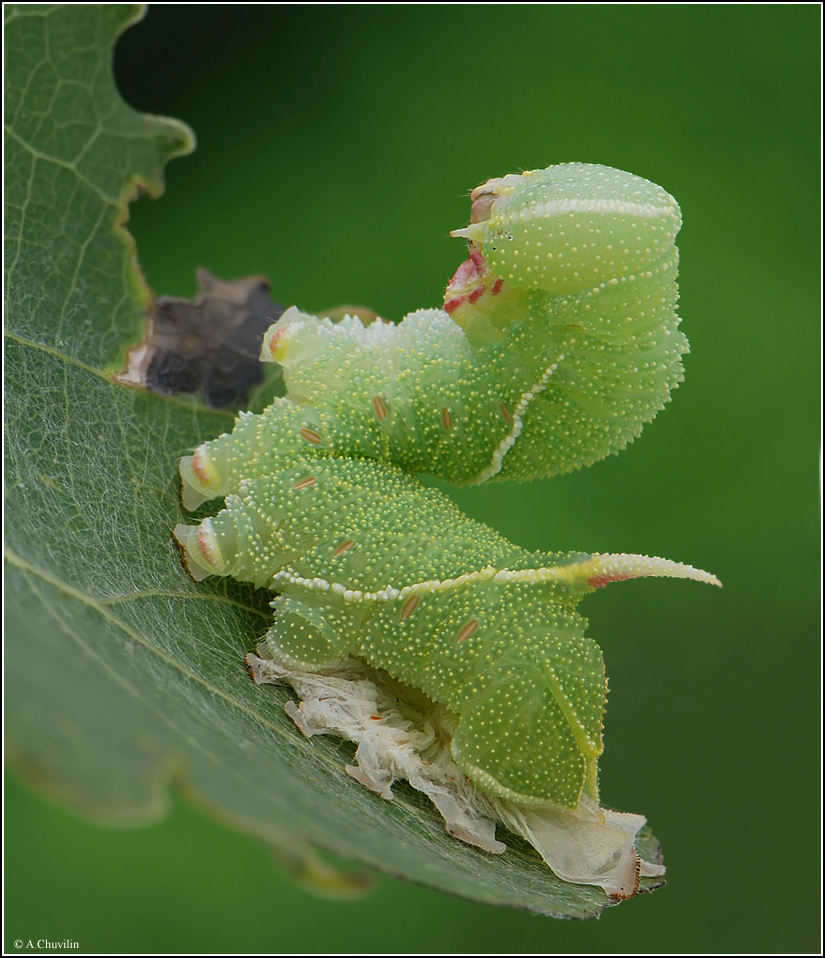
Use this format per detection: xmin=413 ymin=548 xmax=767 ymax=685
xmin=179 ymin=400 xmax=336 ymax=511
xmin=174 ymin=495 xmax=264 ymax=584
xmin=257 ymin=595 xmax=351 ymax=670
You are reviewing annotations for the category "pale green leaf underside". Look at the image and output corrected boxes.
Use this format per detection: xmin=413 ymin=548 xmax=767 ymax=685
xmin=4 ymin=4 xmax=658 ymax=918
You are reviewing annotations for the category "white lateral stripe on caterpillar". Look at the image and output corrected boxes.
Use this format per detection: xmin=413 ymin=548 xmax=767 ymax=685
xmin=468 ymin=358 xmax=563 ymax=485
xmin=270 ymin=553 xmax=721 ymax=602
xmin=515 ymin=196 xmax=677 ymax=223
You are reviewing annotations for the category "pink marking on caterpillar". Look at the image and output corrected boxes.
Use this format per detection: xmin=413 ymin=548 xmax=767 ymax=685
xmin=456 ymin=619 xmax=479 ymax=643
xmin=444 ymin=296 xmax=465 ymax=315
xmin=588 ymin=573 xmax=632 ymax=589
xmin=300 ymin=427 xmax=322 ymax=445
xmin=400 ymin=595 xmax=419 ymax=619
xmin=267 ymin=323 xmax=294 ymax=362
xmin=197 ymin=526 xmax=219 ymax=565
xmin=191 ymin=446 xmax=213 ymax=485
xmin=293 ymin=476 xmax=317 ymax=491
xmin=372 ymin=396 xmax=388 ymax=422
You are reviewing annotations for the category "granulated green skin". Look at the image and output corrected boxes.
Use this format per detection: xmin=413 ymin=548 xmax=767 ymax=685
xmin=176 ymin=163 xmax=692 ymax=810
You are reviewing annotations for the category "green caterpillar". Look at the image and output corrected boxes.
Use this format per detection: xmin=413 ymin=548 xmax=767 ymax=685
xmin=175 ymin=163 xmax=719 ymax=897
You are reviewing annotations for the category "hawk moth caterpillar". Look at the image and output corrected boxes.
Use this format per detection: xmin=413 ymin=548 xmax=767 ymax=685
xmin=174 ymin=163 xmax=720 ymax=898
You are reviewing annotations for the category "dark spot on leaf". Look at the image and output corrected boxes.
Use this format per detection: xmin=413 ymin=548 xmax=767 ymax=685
xmin=121 ymin=268 xmax=284 ymax=408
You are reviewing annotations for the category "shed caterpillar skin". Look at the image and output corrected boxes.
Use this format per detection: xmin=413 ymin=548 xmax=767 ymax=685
xmin=175 ymin=163 xmax=719 ymax=897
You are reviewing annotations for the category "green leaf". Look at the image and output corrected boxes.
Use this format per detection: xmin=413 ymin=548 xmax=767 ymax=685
xmin=4 ymin=4 xmax=656 ymax=919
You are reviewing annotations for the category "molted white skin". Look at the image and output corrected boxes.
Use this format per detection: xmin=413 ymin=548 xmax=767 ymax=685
xmin=175 ymin=163 xmax=719 ymax=897
xmin=245 ymin=652 xmax=666 ymax=898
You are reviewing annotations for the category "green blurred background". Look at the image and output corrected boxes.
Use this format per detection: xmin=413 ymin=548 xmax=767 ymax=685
xmin=6 ymin=5 xmax=819 ymax=953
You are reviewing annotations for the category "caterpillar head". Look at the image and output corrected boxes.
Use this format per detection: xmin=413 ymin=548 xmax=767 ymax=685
xmin=446 ymin=163 xmax=681 ymax=337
